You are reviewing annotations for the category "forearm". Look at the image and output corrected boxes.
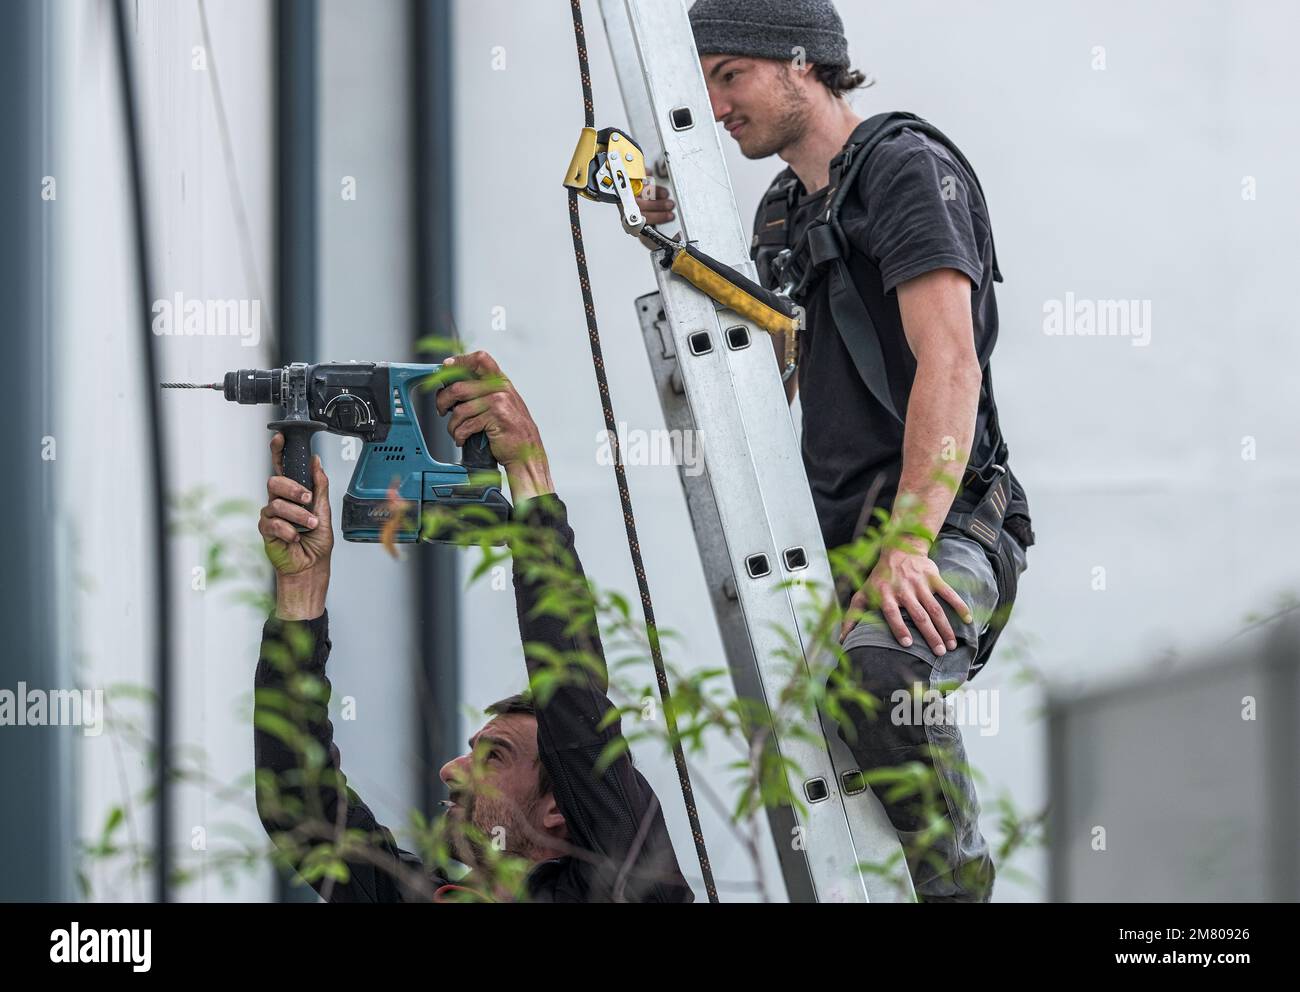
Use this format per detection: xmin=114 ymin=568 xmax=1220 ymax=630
xmin=275 ymin=569 xmax=329 ymax=621
xmin=506 ymin=453 xmax=606 ymax=681
xmin=254 ymin=613 xmax=345 ymax=837
xmin=254 ymin=611 xmax=422 ymax=901
xmin=510 ymin=490 xmax=607 ymax=691
xmin=891 ymin=357 xmax=981 ymax=549
xmin=505 ymin=454 xmax=556 ymax=505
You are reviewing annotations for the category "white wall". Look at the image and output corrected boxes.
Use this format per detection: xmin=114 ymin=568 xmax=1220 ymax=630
xmin=57 ymin=0 xmax=276 ymax=901
xmin=58 ymin=0 xmax=432 ymax=902
xmin=315 ymin=0 xmax=421 ymax=858
xmin=849 ymin=0 xmax=1300 ymax=902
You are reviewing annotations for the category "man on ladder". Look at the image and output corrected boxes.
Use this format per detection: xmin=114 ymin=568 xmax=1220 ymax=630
xmin=639 ymin=0 xmax=1036 ymax=902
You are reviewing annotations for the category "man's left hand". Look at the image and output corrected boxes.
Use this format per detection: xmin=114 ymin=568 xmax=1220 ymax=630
xmin=435 ymin=352 xmax=543 ymax=465
xmin=842 ymin=541 xmax=973 ymax=655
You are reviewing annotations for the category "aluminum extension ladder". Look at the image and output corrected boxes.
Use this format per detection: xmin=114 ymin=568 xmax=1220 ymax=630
xmin=596 ymin=0 xmax=914 ymax=902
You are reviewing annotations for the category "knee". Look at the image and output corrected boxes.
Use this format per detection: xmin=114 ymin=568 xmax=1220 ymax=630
xmin=851 ymin=643 xmax=933 ymax=711
xmin=838 ymin=645 xmax=935 ymax=750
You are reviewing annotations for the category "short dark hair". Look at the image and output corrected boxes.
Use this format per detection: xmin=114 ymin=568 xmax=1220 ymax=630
xmin=484 ymin=693 xmax=551 ymax=797
xmin=485 ymin=692 xmax=536 ymax=719
xmin=814 ymin=63 xmax=872 ymax=97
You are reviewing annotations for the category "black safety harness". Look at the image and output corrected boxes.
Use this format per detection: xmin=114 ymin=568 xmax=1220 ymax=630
xmin=751 ymin=111 xmax=1025 ymax=679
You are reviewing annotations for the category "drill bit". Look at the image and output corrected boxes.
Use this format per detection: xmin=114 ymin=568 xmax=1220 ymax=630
xmin=160 ymin=382 xmax=221 ymax=390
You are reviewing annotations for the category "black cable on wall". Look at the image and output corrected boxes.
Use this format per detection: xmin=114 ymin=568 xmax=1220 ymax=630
xmin=110 ymin=0 xmax=174 ymax=903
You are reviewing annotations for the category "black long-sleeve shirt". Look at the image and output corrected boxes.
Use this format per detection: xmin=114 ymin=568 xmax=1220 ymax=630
xmin=254 ymin=495 xmax=693 ymax=903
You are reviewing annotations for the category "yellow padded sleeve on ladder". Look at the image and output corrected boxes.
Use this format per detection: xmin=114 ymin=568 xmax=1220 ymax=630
xmin=669 ymin=248 xmax=799 ymax=338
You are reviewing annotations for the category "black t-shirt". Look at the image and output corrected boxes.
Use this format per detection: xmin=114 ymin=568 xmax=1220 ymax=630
xmin=770 ymin=124 xmax=1032 ymax=552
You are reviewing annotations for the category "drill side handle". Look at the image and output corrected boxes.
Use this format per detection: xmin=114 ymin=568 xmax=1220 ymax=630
xmin=269 ymin=420 xmax=327 ymax=521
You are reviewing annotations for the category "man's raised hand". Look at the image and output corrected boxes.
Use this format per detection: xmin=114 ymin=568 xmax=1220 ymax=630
xmin=261 ymin=432 xmax=334 ymax=578
xmin=436 ymin=351 xmax=555 ymax=503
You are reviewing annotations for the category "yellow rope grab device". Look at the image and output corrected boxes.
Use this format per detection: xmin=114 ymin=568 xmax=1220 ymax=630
xmin=563 ymin=126 xmax=804 ymax=381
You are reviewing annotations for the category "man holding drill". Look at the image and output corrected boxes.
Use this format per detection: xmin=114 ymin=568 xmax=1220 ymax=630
xmin=638 ymin=0 xmax=1036 ymax=901
xmin=254 ymin=351 xmax=693 ymax=903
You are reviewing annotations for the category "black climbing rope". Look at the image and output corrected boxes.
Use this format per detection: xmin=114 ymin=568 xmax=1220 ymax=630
xmin=564 ymin=0 xmax=718 ymax=903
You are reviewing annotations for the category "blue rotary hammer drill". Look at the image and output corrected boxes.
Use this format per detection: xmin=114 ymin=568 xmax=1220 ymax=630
xmin=164 ymin=362 xmax=511 ymax=543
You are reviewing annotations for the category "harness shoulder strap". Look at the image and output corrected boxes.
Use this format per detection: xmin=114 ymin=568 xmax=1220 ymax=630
xmin=750 ymin=167 xmax=799 ymax=284
xmin=826 ymin=113 xmax=1002 ymax=283
xmin=808 ymin=115 xmax=1023 ymax=668
xmin=814 ymin=113 xmax=930 ymax=425
xmin=823 ymin=113 xmax=1008 ymax=417
xmin=825 ymin=115 xmax=1014 ymax=512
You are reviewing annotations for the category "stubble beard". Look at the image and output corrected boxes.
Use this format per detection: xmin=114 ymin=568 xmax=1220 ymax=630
xmin=451 ymin=793 xmax=540 ymax=867
xmin=738 ymin=73 xmax=812 ymax=160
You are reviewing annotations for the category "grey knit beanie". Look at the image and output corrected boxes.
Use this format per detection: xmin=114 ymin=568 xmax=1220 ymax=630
xmin=689 ymin=0 xmax=849 ymax=69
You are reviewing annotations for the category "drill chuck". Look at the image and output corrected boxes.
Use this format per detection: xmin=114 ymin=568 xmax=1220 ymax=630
xmin=223 ymin=368 xmax=282 ymax=405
